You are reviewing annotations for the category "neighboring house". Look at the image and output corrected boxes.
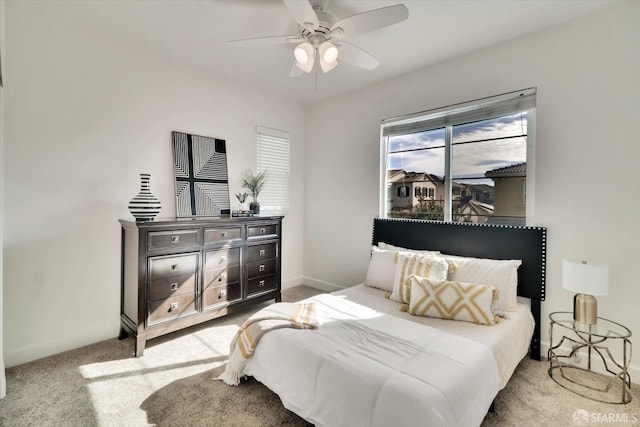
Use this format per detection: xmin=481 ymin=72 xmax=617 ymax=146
xmin=388 ymin=170 xmax=443 ymax=210
xmin=388 ymin=170 xmax=496 ymax=223
xmin=453 ymin=197 xmax=494 ymax=223
xmin=484 ymin=162 xmax=526 ymax=225
xmin=468 ymin=184 xmax=494 ymax=205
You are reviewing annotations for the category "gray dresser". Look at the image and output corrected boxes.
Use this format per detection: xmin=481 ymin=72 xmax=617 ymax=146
xmin=119 ymin=216 xmax=282 ymax=356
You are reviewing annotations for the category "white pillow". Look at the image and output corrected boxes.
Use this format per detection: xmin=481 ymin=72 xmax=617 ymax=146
xmin=364 ymin=246 xmax=403 ymax=292
xmin=440 ymin=254 xmax=521 ymax=313
xmin=378 ymin=242 xmax=440 ymax=256
xmin=407 ymin=275 xmax=499 ymax=326
xmin=389 ymin=253 xmax=449 ymax=303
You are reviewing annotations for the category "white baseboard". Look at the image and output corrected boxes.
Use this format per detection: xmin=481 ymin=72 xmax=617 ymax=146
xmin=540 ymin=340 xmax=640 ymax=385
xmin=5 ymin=328 xmax=116 ymax=368
xmin=281 ymin=275 xmax=305 ymax=290
xmin=300 ymin=276 xmax=346 ymax=293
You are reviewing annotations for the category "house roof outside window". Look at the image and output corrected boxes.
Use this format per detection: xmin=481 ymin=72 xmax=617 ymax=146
xmin=485 ymin=162 xmax=526 ymax=178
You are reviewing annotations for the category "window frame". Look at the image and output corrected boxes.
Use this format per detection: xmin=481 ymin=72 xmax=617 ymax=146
xmin=379 ymin=88 xmax=537 ymax=225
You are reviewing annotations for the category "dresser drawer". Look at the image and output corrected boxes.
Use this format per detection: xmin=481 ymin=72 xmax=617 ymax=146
xmin=204 ymin=226 xmax=243 ymax=246
xmin=203 ymin=265 xmax=240 ymax=290
xmin=205 ymin=247 xmax=241 ymax=270
xmin=147 ymin=293 xmax=197 ymax=324
xmin=202 ymin=282 xmax=242 ymax=307
xmin=147 ymin=229 xmax=200 ymax=251
xmin=149 ymin=254 xmax=198 ymax=280
xmin=247 ymin=258 xmax=277 ymax=279
xmin=247 ymin=224 xmax=278 ymax=239
xmin=247 ymin=275 xmax=277 ymax=296
xmin=246 ymin=243 xmax=277 ymax=263
xmin=148 ymin=273 xmax=196 ymax=301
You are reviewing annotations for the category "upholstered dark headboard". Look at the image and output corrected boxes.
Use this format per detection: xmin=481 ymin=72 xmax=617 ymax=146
xmin=372 ymin=218 xmax=547 ymax=360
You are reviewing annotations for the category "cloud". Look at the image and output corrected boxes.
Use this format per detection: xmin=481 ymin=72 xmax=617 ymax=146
xmin=388 ymin=113 xmax=527 ymax=178
xmin=389 ymin=148 xmax=444 ymax=174
xmin=388 ymin=129 xmax=445 ymax=152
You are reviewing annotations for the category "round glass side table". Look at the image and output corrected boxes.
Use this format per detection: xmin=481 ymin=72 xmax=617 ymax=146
xmin=548 ymin=311 xmax=632 ymax=404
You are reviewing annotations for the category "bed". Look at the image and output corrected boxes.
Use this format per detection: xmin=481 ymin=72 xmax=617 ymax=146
xmin=241 ymin=218 xmax=547 ymax=427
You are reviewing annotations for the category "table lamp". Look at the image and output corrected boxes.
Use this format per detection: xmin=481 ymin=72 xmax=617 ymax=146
xmin=562 ymin=259 xmax=609 ymax=325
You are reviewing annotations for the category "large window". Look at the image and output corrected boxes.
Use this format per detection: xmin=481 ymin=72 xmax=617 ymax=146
xmin=257 ymin=126 xmax=290 ymax=214
xmin=380 ymin=88 xmax=536 ymax=225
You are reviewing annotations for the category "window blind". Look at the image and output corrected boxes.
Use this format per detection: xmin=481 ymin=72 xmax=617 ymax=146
xmin=257 ymin=126 xmax=290 ymax=214
xmin=382 ymin=88 xmax=536 ymax=136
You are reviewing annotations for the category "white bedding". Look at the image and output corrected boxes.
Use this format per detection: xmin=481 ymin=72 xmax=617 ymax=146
xmin=335 ymin=284 xmax=535 ymax=388
xmin=243 ymin=284 xmax=534 ymax=427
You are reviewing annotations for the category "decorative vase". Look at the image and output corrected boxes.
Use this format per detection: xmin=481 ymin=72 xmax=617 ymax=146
xmin=240 ymin=202 xmax=249 ymax=212
xmin=128 ymin=173 xmax=161 ymax=221
xmin=249 ymin=200 xmax=260 ymax=215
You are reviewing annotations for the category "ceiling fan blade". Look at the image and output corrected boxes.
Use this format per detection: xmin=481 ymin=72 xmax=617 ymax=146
xmin=331 ymin=4 xmax=409 ymax=37
xmin=283 ymin=0 xmax=319 ymax=30
xmin=335 ymin=41 xmax=380 ymax=70
xmin=227 ymin=35 xmax=303 ymax=46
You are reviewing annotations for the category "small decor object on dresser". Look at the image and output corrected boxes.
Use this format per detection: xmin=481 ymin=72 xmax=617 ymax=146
xmin=128 ymin=173 xmax=161 ymax=221
xmin=235 ymin=191 xmax=250 ymax=212
xmin=242 ymin=169 xmax=266 ymax=214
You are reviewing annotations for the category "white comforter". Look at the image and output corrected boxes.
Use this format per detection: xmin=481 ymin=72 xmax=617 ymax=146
xmin=244 ymin=293 xmax=501 ymax=427
xmin=336 ymin=284 xmax=535 ymax=388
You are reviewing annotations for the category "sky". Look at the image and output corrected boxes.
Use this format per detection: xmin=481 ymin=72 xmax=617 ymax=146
xmin=387 ymin=113 xmax=527 ymax=186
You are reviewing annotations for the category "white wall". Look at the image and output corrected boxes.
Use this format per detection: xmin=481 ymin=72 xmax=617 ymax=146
xmin=0 ymin=0 xmax=5 ymax=399
xmin=2 ymin=2 xmax=305 ymax=367
xmin=304 ymin=1 xmax=640 ymax=377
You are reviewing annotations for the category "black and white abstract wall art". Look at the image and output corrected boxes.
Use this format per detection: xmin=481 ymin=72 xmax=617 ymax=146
xmin=172 ymin=131 xmax=231 ymax=217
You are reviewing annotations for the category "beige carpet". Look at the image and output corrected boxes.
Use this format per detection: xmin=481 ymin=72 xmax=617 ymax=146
xmin=1 ymin=285 xmax=639 ymax=426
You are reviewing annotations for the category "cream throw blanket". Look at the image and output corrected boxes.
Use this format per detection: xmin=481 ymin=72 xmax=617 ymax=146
xmin=218 ymin=302 xmax=318 ymax=385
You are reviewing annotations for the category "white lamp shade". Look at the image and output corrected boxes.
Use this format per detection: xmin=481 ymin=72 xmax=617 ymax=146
xmin=294 ymin=42 xmax=314 ymax=73
xmin=294 ymin=42 xmax=312 ymax=63
xmin=319 ymin=41 xmax=339 ymax=64
xmin=562 ymin=259 xmax=609 ymax=296
xmin=320 ymin=58 xmax=338 ymax=73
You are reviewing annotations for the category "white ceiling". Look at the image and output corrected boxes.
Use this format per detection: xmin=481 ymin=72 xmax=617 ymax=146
xmin=44 ymin=0 xmax=624 ymax=103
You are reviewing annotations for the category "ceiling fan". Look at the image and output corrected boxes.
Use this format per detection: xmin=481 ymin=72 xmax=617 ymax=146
xmin=228 ymin=0 xmax=409 ymax=76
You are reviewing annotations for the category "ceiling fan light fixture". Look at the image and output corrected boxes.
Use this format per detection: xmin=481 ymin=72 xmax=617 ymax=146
xmin=320 ymin=58 xmax=338 ymax=73
xmin=294 ymin=41 xmax=315 ymax=73
xmin=294 ymin=42 xmax=313 ymax=64
xmin=319 ymin=41 xmax=339 ymax=64
xmin=234 ymin=0 xmax=409 ymax=77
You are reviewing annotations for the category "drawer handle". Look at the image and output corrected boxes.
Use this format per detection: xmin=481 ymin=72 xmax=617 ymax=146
xmin=219 ymin=273 xmax=226 ymax=282
xmin=219 ymin=256 xmax=226 ymax=264
xmin=171 ymin=235 xmax=180 ymax=243
xmin=170 ymin=282 xmax=179 ymax=291
xmin=259 ymin=249 xmax=266 ymax=257
xmin=259 ymin=280 xmax=265 ymax=287
xmin=260 ymin=228 xmax=266 ymax=235
xmin=259 ymin=264 xmax=265 ymax=272
xmin=171 ymin=264 xmax=179 ymax=271
xmin=218 ymin=290 xmax=227 ymax=299
xmin=170 ymin=302 xmax=179 ymax=311
xmin=221 ymin=231 xmax=228 ymax=237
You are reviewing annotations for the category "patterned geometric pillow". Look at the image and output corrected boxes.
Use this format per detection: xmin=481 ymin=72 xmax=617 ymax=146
xmin=406 ymin=275 xmax=500 ymax=326
xmin=388 ymin=253 xmax=449 ymax=303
